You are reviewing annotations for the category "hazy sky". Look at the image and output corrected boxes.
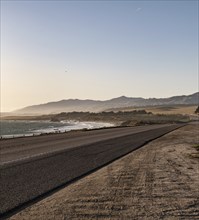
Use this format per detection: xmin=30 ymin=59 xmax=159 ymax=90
xmin=1 ymin=1 xmax=198 ymax=111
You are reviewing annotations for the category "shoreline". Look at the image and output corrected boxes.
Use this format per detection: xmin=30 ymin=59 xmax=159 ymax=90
xmin=0 ymin=120 xmax=115 ymax=139
xmin=0 ymin=120 xmax=115 ymax=140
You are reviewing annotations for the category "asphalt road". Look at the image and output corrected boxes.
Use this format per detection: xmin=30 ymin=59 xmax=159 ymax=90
xmin=1 ymin=124 xmax=171 ymax=164
xmin=0 ymin=124 xmax=183 ymax=217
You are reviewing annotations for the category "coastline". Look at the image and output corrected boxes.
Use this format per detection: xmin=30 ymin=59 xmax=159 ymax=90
xmin=0 ymin=120 xmax=115 ymax=139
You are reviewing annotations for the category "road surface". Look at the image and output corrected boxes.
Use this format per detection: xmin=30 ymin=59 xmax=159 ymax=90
xmin=1 ymin=124 xmax=173 ymax=164
xmin=0 ymin=124 xmax=183 ymax=217
xmin=8 ymin=124 xmax=198 ymax=220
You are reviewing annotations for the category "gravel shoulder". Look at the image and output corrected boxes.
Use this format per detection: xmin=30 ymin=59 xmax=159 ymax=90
xmin=9 ymin=124 xmax=199 ymax=220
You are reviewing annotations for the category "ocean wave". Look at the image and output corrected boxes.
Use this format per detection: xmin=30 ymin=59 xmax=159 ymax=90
xmin=0 ymin=120 xmax=114 ymax=139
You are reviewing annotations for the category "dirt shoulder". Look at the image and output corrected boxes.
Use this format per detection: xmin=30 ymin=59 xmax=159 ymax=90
xmin=9 ymin=124 xmax=199 ymax=220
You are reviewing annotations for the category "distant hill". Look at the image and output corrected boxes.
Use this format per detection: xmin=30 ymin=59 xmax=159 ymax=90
xmin=13 ymin=92 xmax=199 ymax=115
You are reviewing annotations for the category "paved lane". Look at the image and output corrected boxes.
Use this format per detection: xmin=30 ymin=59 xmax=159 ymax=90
xmin=1 ymin=124 xmax=170 ymax=164
xmin=0 ymin=124 xmax=183 ymax=217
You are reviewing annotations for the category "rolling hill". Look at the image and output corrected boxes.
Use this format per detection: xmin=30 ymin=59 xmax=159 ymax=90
xmin=13 ymin=92 xmax=199 ymax=115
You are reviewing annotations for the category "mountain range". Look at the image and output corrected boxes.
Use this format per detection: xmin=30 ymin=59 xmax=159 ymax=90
xmin=13 ymin=92 xmax=199 ymax=115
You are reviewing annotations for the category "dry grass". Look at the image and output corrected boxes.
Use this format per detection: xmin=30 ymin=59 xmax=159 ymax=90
xmin=108 ymin=105 xmax=197 ymax=115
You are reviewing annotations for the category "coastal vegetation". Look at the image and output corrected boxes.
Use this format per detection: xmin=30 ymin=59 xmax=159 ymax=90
xmin=195 ymin=106 xmax=199 ymax=114
xmin=2 ymin=110 xmax=190 ymax=127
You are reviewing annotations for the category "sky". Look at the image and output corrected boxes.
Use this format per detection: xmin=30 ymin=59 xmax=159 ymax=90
xmin=1 ymin=0 xmax=198 ymax=112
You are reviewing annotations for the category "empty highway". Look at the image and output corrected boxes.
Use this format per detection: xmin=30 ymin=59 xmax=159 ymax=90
xmin=0 ymin=124 xmax=184 ymax=217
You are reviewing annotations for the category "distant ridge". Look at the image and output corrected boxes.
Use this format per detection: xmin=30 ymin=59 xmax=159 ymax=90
xmin=13 ymin=92 xmax=199 ymax=115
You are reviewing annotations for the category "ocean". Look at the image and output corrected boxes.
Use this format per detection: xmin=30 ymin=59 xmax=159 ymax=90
xmin=0 ymin=120 xmax=114 ymax=138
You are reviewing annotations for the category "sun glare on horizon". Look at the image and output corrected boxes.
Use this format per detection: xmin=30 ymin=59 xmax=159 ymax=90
xmin=1 ymin=0 xmax=198 ymax=112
